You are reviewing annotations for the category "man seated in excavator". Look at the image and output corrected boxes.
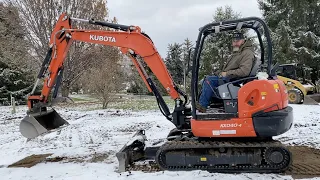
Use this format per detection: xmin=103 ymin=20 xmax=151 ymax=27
xmin=196 ymin=32 xmax=255 ymax=113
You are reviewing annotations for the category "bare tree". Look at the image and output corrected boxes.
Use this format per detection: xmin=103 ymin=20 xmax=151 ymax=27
xmin=0 ymin=2 xmax=33 ymax=71
xmin=5 ymin=0 xmax=118 ymax=97
xmin=81 ymin=45 xmax=126 ymax=109
xmin=0 ymin=3 xmax=34 ymax=104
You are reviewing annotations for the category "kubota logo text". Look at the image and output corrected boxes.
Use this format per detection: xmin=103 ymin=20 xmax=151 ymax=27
xmin=90 ymin=35 xmax=116 ymax=42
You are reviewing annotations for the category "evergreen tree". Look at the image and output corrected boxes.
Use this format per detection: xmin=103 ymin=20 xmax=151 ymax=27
xmin=126 ymin=55 xmax=168 ymax=96
xmin=126 ymin=67 xmax=149 ymax=95
xmin=258 ymin=0 xmax=320 ymax=80
xmin=181 ymin=38 xmax=193 ymax=94
xmin=0 ymin=61 xmax=33 ymax=105
xmin=0 ymin=3 xmax=33 ymax=105
xmin=165 ymin=43 xmax=184 ymax=85
xmin=182 ymin=38 xmax=193 ymax=65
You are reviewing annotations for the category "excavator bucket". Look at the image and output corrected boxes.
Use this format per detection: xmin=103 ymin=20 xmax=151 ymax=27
xmin=303 ymin=94 xmax=320 ymax=105
xmin=19 ymin=109 xmax=69 ymax=139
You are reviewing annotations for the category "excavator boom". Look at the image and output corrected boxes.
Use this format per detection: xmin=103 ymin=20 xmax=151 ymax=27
xmin=20 ymin=13 xmax=187 ymax=139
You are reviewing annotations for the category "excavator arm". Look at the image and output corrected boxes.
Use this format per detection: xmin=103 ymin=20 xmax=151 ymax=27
xmin=28 ymin=13 xmax=186 ymax=116
xmin=20 ymin=13 xmax=190 ymax=139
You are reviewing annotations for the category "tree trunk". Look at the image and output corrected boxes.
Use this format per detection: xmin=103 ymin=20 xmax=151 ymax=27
xmin=61 ymin=85 xmax=70 ymax=97
xmin=102 ymin=100 xmax=108 ymax=109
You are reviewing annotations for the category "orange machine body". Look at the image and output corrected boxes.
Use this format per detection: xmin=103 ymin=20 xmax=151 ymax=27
xmin=191 ymin=79 xmax=290 ymax=138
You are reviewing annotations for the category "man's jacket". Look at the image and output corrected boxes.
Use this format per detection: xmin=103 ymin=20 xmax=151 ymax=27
xmin=222 ymin=40 xmax=255 ymax=79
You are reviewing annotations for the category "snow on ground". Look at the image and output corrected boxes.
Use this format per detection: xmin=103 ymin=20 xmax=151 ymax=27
xmin=0 ymin=103 xmax=320 ymax=180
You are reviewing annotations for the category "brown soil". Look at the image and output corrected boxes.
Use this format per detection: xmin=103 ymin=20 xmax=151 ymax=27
xmin=88 ymin=152 xmax=110 ymax=163
xmin=285 ymin=146 xmax=320 ymax=179
xmin=7 ymin=152 xmax=111 ymax=168
xmin=7 ymin=154 xmax=53 ymax=168
xmin=6 ymin=146 xmax=320 ymax=179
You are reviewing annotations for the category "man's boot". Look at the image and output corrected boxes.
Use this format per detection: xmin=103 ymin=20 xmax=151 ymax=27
xmin=196 ymin=102 xmax=206 ymax=113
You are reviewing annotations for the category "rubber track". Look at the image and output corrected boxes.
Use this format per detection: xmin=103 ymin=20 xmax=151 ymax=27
xmin=127 ymin=163 xmax=320 ymax=176
xmin=127 ymin=154 xmax=320 ymax=176
xmin=155 ymin=139 xmax=292 ymax=173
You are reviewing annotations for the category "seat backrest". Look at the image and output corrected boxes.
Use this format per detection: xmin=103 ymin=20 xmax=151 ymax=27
xmin=249 ymin=56 xmax=261 ymax=77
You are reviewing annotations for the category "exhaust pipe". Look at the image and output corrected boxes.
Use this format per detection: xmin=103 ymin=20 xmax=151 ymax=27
xmin=19 ymin=108 xmax=69 ymax=139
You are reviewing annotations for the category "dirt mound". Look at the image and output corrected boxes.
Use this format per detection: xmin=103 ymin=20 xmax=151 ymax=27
xmin=8 ymin=154 xmax=53 ymax=168
xmin=285 ymin=146 xmax=320 ymax=179
xmin=7 ymin=152 xmax=111 ymax=168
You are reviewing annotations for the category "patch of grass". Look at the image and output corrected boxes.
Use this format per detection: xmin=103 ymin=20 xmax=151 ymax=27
xmin=71 ymin=97 xmax=90 ymax=102
xmin=108 ymin=96 xmax=175 ymax=111
xmin=79 ymin=95 xmax=176 ymax=111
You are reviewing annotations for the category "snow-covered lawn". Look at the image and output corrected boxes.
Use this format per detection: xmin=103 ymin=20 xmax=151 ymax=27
xmin=0 ymin=103 xmax=320 ymax=180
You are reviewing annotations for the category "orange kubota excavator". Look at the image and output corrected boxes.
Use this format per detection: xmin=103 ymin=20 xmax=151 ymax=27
xmin=19 ymin=13 xmax=293 ymax=173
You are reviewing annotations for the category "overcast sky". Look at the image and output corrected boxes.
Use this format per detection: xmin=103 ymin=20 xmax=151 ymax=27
xmin=107 ymin=0 xmax=263 ymax=58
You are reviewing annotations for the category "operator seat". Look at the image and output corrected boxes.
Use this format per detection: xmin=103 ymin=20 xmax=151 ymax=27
xmin=208 ymin=56 xmax=261 ymax=111
xmin=248 ymin=56 xmax=261 ymax=77
xmin=214 ymin=56 xmax=261 ymax=112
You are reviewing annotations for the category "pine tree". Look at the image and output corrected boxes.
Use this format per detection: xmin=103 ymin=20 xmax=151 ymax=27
xmin=181 ymin=38 xmax=193 ymax=94
xmin=0 ymin=61 xmax=33 ymax=105
xmin=165 ymin=43 xmax=184 ymax=85
xmin=182 ymin=38 xmax=193 ymax=64
xmin=126 ymin=55 xmax=168 ymax=96
xmin=258 ymin=0 xmax=320 ymax=81
xmin=0 ymin=3 xmax=33 ymax=105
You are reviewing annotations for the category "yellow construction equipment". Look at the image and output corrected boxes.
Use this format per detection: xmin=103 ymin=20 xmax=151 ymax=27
xmin=276 ymin=63 xmax=320 ymax=105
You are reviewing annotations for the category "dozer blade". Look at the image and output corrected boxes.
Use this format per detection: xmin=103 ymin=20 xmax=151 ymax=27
xmin=303 ymin=94 xmax=320 ymax=105
xmin=116 ymin=130 xmax=159 ymax=172
xmin=19 ymin=109 xmax=69 ymax=139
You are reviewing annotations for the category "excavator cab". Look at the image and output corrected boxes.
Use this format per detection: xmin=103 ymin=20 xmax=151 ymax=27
xmin=186 ymin=17 xmax=293 ymax=138
xmin=186 ymin=18 xmax=272 ymax=111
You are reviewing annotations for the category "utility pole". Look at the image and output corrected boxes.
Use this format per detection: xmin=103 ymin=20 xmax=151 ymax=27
xmin=11 ymin=93 xmax=16 ymax=114
xmin=183 ymin=58 xmax=186 ymax=92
